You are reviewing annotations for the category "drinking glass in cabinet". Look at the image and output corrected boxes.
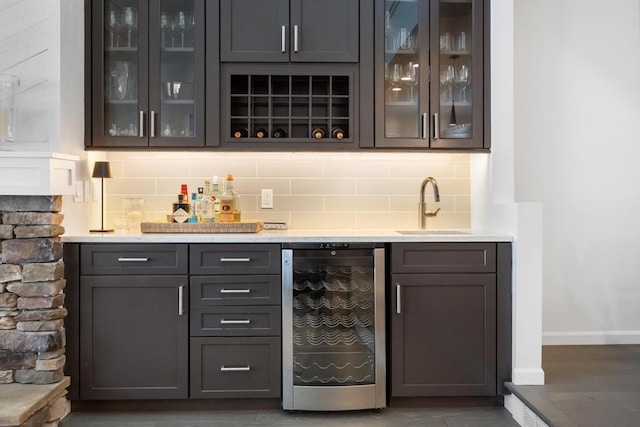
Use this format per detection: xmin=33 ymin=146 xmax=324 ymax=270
xmin=122 ymin=7 xmax=137 ymax=48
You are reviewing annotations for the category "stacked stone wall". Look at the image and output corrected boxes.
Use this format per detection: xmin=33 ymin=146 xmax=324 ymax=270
xmin=0 ymin=196 xmax=66 ymax=386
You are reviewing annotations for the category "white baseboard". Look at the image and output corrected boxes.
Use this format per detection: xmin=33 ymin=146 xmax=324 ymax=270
xmin=505 ymin=394 xmax=549 ymax=427
xmin=542 ymin=331 xmax=640 ymax=345
xmin=511 ymin=368 xmax=545 ymax=385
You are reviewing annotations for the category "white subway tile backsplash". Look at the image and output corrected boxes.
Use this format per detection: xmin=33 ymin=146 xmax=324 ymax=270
xmin=102 ymin=152 xmax=471 ymax=230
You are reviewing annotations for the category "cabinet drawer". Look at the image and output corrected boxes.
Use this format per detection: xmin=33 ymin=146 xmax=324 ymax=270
xmin=391 ymin=243 xmax=496 ymax=274
xmin=190 ymin=275 xmax=281 ymax=306
xmin=190 ymin=306 xmax=281 ymax=337
xmin=190 ymin=336 xmax=281 ymax=398
xmin=190 ymin=244 xmax=281 ymax=275
xmin=81 ymin=244 xmax=188 ymax=275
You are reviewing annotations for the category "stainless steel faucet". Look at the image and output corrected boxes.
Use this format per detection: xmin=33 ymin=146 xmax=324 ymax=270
xmin=419 ymin=177 xmax=441 ymax=229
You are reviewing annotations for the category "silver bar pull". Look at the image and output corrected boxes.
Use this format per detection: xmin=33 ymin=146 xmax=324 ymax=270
xmin=433 ymin=113 xmax=439 ymax=140
xmin=118 ymin=257 xmax=149 ymax=262
xmin=421 ymin=113 xmax=428 ymax=139
xmin=178 ymin=285 xmax=184 ymax=316
xmin=220 ymin=366 xmax=251 ymax=372
xmin=220 ymin=289 xmax=251 ymax=294
xmin=220 ymin=319 xmax=251 ymax=325
xmin=150 ymin=110 xmax=156 ymax=137
xmin=220 ymin=257 xmax=251 ymax=263
xmin=396 ymin=284 xmax=401 ymax=314
xmin=293 ymin=25 xmax=299 ymax=52
xmin=139 ymin=111 xmax=145 ymax=137
xmin=281 ymin=25 xmax=286 ymax=53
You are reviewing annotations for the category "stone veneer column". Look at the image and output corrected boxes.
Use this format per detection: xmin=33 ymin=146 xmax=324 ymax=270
xmin=0 ymin=196 xmax=66 ymax=384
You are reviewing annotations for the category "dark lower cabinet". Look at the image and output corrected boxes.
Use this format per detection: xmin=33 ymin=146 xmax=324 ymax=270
xmin=390 ymin=242 xmax=511 ymax=398
xmin=391 ymin=273 xmax=496 ymax=396
xmin=190 ymin=337 xmax=281 ymax=398
xmin=79 ymin=275 xmax=189 ymax=400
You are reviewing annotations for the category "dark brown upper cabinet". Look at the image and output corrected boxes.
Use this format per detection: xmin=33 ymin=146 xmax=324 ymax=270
xmin=220 ymin=0 xmax=359 ymax=63
xmin=374 ymin=0 xmax=487 ymax=149
xmin=89 ymin=0 xmax=207 ymax=148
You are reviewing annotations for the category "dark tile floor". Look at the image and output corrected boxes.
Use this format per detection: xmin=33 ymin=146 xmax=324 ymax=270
xmin=60 ymin=406 xmax=519 ymax=427
xmin=509 ymin=345 xmax=640 ymax=427
xmin=60 ymin=345 xmax=640 ymax=427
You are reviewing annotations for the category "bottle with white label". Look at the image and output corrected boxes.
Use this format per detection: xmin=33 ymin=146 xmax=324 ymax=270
xmin=211 ymin=176 xmax=221 ymax=222
xmin=219 ymin=174 xmax=240 ymax=222
xmin=172 ymin=194 xmax=190 ymax=223
xmin=199 ymin=186 xmax=214 ymax=223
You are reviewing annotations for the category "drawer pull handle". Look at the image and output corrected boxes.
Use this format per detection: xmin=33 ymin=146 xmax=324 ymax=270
xmin=220 ymin=288 xmax=251 ymax=294
xmin=118 ymin=257 xmax=149 ymax=262
xmin=220 ymin=319 xmax=251 ymax=325
xmin=220 ymin=366 xmax=251 ymax=372
xmin=220 ymin=257 xmax=251 ymax=262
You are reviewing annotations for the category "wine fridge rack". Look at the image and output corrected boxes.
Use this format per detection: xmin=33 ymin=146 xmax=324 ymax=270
xmin=228 ymin=74 xmax=352 ymax=142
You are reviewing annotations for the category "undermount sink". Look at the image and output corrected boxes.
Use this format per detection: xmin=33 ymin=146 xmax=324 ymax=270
xmin=396 ymin=230 xmax=471 ymax=235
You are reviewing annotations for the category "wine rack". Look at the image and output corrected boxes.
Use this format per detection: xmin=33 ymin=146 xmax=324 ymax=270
xmin=228 ymin=74 xmax=352 ymax=142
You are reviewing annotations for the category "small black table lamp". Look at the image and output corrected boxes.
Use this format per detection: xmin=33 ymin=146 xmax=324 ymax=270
xmin=90 ymin=161 xmax=113 ymax=232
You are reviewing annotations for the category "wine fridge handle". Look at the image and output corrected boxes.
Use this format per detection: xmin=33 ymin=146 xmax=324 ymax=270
xmin=396 ymin=284 xmax=401 ymax=314
xmin=281 ymin=25 xmax=286 ymax=53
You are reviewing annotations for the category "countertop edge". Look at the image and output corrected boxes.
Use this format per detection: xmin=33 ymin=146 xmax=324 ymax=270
xmin=61 ymin=229 xmax=513 ymax=243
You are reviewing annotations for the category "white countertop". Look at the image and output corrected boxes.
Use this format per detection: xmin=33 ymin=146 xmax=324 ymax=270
xmin=62 ymin=228 xmax=512 ymax=243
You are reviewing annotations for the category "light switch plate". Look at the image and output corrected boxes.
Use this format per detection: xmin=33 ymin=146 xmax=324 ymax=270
xmin=74 ymin=181 xmax=84 ymax=202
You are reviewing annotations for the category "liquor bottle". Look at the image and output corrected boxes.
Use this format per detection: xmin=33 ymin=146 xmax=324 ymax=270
xmin=272 ymin=128 xmax=288 ymax=138
xmin=331 ymin=127 xmax=345 ymax=140
xmin=233 ymin=127 xmax=249 ymax=139
xmin=219 ymin=174 xmax=241 ymax=223
xmin=211 ymin=176 xmax=221 ymax=222
xmin=199 ymin=186 xmax=214 ymax=223
xmin=180 ymin=183 xmax=189 ymax=200
xmin=172 ymin=194 xmax=190 ymax=223
xmin=311 ymin=127 xmax=326 ymax=139
xmin=255 ymin=127 xmax=268 ymax=138
xmin=188 ymin=193 xmax=199 ymax=223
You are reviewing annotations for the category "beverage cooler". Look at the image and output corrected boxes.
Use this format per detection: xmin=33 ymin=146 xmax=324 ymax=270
xmin=282 ymin=243 xmax=386 ymax=411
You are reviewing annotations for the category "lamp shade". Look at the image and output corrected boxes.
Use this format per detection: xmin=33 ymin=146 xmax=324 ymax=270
xmin=92 ymin=161 xmax=112 ymax=178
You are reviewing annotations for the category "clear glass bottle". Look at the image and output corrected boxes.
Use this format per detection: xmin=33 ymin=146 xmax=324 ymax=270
xmin=188 ymin=193 xmax=199 ymax=223
xmin=211 ymin=176 xmax=221 ymax=222
xmin=219 ymin=174 xmax=240 ymax=222
xmin=198 ymin=186 xmax=214 ymax=223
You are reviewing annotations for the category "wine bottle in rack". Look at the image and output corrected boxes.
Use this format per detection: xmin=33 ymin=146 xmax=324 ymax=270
xmin=233 ymin=127 xmax=249 ymax=139
xmin=272 ymin=128 xmax=288 ymax=138
xmin=311 ymin=127 xmax=326 ymax=139
xmin=255 ymin=128 xmax=268 ymax=138
xmin=331 ymin=127 xmax=345 ymax=140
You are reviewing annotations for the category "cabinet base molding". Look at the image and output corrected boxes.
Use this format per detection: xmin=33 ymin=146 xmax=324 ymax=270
xmin=70 ymin=398 xmax=282 ymax=412
xmin=388 ymin=396 xmax=505 ymax=408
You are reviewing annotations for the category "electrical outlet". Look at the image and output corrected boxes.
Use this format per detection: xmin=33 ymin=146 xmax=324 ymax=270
xmin=261 ymin=189 xmax=273 ymax=209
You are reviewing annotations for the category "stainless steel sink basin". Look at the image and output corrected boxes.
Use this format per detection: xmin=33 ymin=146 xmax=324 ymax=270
xmin=396 ymin=230 xmax=471 ymax=235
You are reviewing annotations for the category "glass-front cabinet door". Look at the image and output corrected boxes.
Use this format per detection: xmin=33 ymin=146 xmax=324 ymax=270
xmin=375 ymin=0 xmax=429 ymax=148
xmin=92 ymin=0 xmax=204 ymax=148
xmin=375 ymin=0 xmax=485 ymax=149
xmin=430 ymin=0 xmax=483 ymax=148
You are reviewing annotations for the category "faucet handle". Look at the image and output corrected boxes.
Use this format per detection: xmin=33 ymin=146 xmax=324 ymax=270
xmin=424 ymin=207 xmax=441 ymax=217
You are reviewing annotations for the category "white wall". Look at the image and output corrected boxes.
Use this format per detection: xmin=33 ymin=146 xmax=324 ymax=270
xmin=514 ymin=0 xmax=640 ymax=344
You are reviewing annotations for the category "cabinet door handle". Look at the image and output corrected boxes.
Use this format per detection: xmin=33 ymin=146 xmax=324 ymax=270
xmin=219 ymin=257 xmax=251 ymax=263
xmin=150 ymin=110 xmax=156 ymax=137
xmin=220 ymin=288 xmax=251 ymax=294
xmin=281 ymin=25 xmax=286 ymax=53
xmin=293 ymin=25 xmax=299 ymax=52
xmin=421 ymin=113 xmax=428 ymax=139
xmin=396 ymin=284 xmax=401 ymax=314
xmin=220 ymin=319 xmax=251 ymax=325
xmin=220 ymin=366 xmax=251 ymax=372
xmin=178 ymin=285 xmax=185 ymax=316
xmin=433 ymin=113 xmax=439 ymax=140
xmin=117 ymin=257 xmax=149 ymax=262
xmin=138 ymin=111 xmax=145 ymax=137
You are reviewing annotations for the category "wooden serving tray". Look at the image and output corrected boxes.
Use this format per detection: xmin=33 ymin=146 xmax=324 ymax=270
xmin=141 ymin=221 xmax=263 ymax=234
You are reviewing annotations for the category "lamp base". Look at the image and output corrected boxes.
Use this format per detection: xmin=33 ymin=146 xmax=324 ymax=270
xmin=90 ymin=228 xmax=114 ymax=233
